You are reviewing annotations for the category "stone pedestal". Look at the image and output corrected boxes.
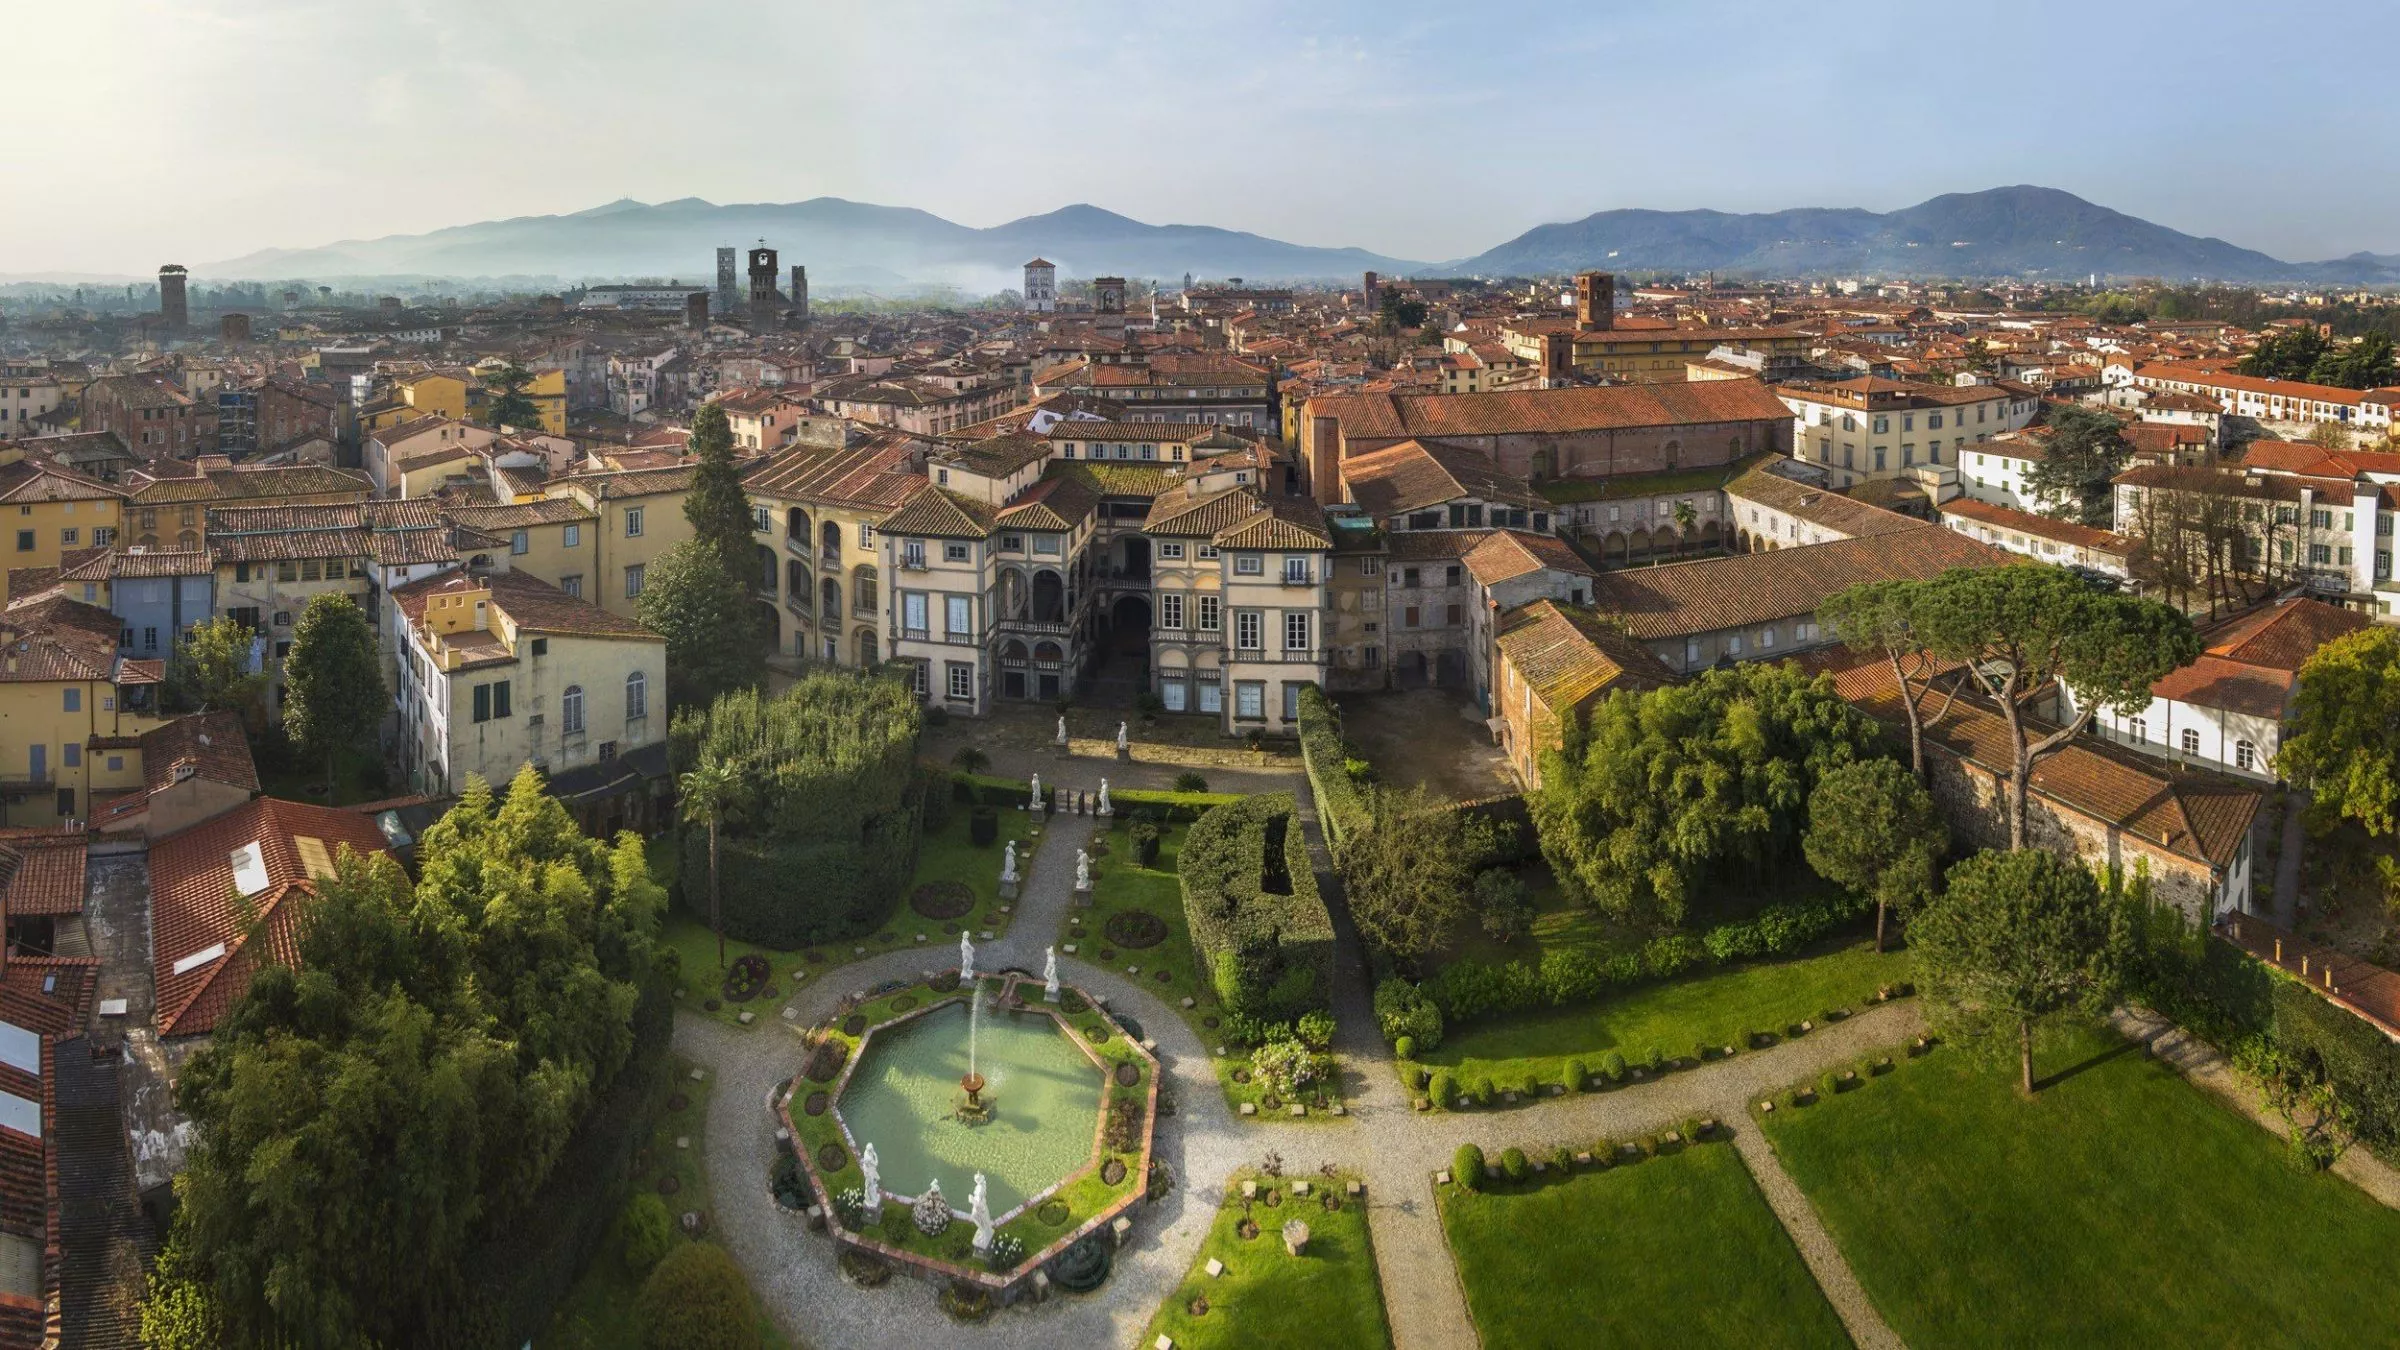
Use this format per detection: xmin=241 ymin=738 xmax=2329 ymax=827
xmin=1116 ymin=746 xmax=1131 ymax=762
xmin=999 ymin=879 xmax=1019 ymax=900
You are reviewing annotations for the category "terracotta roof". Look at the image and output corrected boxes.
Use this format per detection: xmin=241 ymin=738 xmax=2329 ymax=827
xmin=0 ymin=458 xmax=121 ymax=506
xmin=1496 ymin=598 xmax=1677 ymax=714
xmin=1312 ymin=377 xmax=1793 ymax=442
xmin=993 ymin=475 xmax=1096 ymax=533
xmin=1828 ymin=650 xmax=2259 ymax=871
xmin=2202 ymin=597 xmax=2372 ymax=671
xmin=1937 ymin=498 xmax=2134 ymax=556
xmin=0 ymin=830 xmax=86 ymax=919
xmin=1341 ymin=439 xmax=1542 ymax=520
xmin=0 ymin=596 xmax=126 ymax=683
xmin=150 ymin=797 xmax=394 ymax=1038
xmin=138 ymin=711 xmax=260 ymax=796
xmin=1144 ymin=484 xmax=1263 ymax=537
xmin=1215 ymin=497 xmax=1332 ymax=551
xmin=390 ymin=567 xmax=659 ymax=641
xmin=1587 ymin=525 xmax=2010 ymax=640
xmin=937 ymin=433 xmax=1051 ymax=479
xmin=441 ymin=498 xmax=597 ymax=531
xmin=104 ymin=549 xmax=211 ymax=579
xmin=743 ymin=436 xmax=923 ymax=509
xmin=877 ymin=485 xmax=996 ymax=539
xmin=1729 ymin=462 xmax=1926 ymax=539
xmin=1463 ymin=529 xmax=1597 ymax=586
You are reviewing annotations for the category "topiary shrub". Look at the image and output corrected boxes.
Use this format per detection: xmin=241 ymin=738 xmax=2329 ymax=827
xmin=1499 ymin=1147 xmax=1529 ymax=1184
xmin=1692 ymin=1041 xmax=1712 ymax=1066
xmin=637 ymin=1242 xmax=762 ymax=1350
xmin=1601 ymin=1051 xmax=1628 ymax=1083
xmin=615 ymin=1192 xmax=677 ymax=1276
xmin=1565 ymin=1058 xmax=1590 ymax=1093
xmin=1173 ymin=771 xmax=1210 ymax=793
xmin=969 ymin=807 xmax=998 ymax=847
xmin=1552 ymin=1145 xmax=1576 ymax=1172
xmin=1295 ymin=1010 xmax=1337 ymax=1051
xmin=1394 ymin=1034 xmax=1416 ymax=1061
xmin=1430 ymin=1071 xmax=1458 ymax=1110
xmin=987 ymin=1232 xmax=1027 ymax=1271
xmin=1645 ymin=1048 xmax=1668 ymax=1076
xmin=1453 ymin=1144 xmax=1486 ymax=1192
xmin=1371 ymin=977 xmax=1444 ymax=1052
xmin=1473 ymin=1076 xmax=1496 ymax=1107
xmin=1131 ymin=820 xmax=1162 ymax=867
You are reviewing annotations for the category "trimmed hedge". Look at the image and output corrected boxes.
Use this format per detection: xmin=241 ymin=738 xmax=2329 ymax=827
xmin=1295 ymin=685 xmax=1368 ymax=856
xmin=1114 ymin=787 xmax=1244 ymax=823
xmin=670 ymin=673 xmax=924 ymax=947
xmin=1178 ymin=792 xmax=1336 ymax=1022
xmin=1422 ymin=889 xmax=1873 ymax=1025
xmin=953 ymin=771 xmax=1034 ymax=808
xmin=1373 ymin=976 xmax=1445 ymax=1051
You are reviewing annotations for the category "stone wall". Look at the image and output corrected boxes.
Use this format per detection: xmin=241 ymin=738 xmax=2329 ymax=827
xmin=1920 ymin=744 xmax=2230 ymax=925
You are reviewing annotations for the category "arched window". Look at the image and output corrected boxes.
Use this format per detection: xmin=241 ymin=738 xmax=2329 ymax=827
xmin=177 ymin=530 xmax=198 ymax=550
xmin=787 ymin=559 xmax=812 ymax=614
xmin=820 ymin=577 xmax=841 ymax=620
xmin=821 ymin=519 xmax=841 ymax=558
xmin=2235 ymin=739 xmax=2256 ymax=772
xmin=857 ymin=629 xmax=877 ymax=665
xmin=1662 ymin=439 xmax=1680 ymax=470
xmin=625 ymin=670 xmax=647 ymax=722
xmin=1728 ymin=435 xmax=1744 ymax=458
xmin=853 ymin=564 xmax=878 ymax=613
xmin=756 ymin=545 xmax=777 ymax=592
xmin=2180 ymin=728 xmax=2199 ymax=754
xmin=786 ymin=507 xmax=810 ymax=541
xmin=561 ymin=685 xmax=585 ymax=735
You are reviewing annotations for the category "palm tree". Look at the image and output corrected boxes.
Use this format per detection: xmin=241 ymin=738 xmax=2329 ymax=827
xmin=679 ymin=756 xmax=744 ymax=970
xmin=1672 ymin=500 xmax=1699 ymax=553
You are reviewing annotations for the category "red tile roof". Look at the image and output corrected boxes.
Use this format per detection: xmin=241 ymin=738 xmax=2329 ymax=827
xmin=0 ymin=832 xmax=85 ymax=920
xmin=149 ymin=797 xmax=393 ymax=1037
xmin=1312 ymin=378 xmax=1793 ymax=442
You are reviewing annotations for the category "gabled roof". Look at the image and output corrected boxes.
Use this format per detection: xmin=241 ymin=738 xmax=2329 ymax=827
xmin=877 ymin=485 xmax=996 ymax=540
xmin=1496 ymin=599 xmax=1677 ymax=715
xmin=1311 ymin=378 xmax=1793 ymax=442
xmin=138 ymin=711 xmax=260 ymax=797
xmin=150 ymin=797 xmax=394 ymax=1037
xmin=1587 ymin=526 xmax=2009 ymax=640
xmin=994 ymin=474 xmax=1096 ymax=532
xmin=742 ymin=435 xmax=923 ymax=509
xmin=1462 ymin=529 xmax=1597 ymax=587
xmin=1341 ymin=439 xmax=1543 ymax=520
xmin=1144 ymin=484 xmax=1263 ymax=537
xmin=0 ymin=830 xmax=87 ymax=919
xmin=1215 ymin=497 xmax=1332 ymax=551
xmin=2203 ymin=597 xmax=2372 ymax=671
xmin=0 ymin=596 xmax=127 ymax=683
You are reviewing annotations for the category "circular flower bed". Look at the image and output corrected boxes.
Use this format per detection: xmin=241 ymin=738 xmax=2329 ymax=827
xmin=1037 ymin=1200 xmax=1070 ymax=1227
xmin=1059 ymin=992 xmax=1090 ymax=1014
xmin=909 ymin=880 xmax=975 ymax=920
xmin=889 ymin=994 xmax=918 ymax=1012
xmin=817 ymin=1143 xmax=849 ymax=1173
xmin=1084 ymin=1023 xmax=1110 ymax=1043
xmin=803 ymin=1091 xmax=829 ymax=1117
xmin=1103 ymin=910 xmax=1168 ymax=949
xmin=656 ymin=1175 xmax=680 ymax=1195
xmin=1236 ymin=1219 xmax=1259 ymax=1241
xmin=1154 ymin=970 xmax=1174 ymax=984
xmin=1114 ymin=1062 xmax=1140 ymax=1087
xmin=804 ymin=1041 xmax=849 ymax=1083
xmin=839 ymin=1249 xmax=892 ymax=1287
xmin=1188 ymin=1297 xmax=1210 ymax=1317
xmin=930 ymin=971 xmax=961 ymax=993
xmin=1100 ymin=1158 xmax=1126 ymax=1186
xmin=842 ymin=1014 xmax=867 ymax=1037
xmin=1202 ymin=1015 xmax=1219 ymax=1029
xmin=1230 ymin=1068 xmax=1251 ymax=1084
xmin=722 ymin=954 xmax=771 ymax=1002
xmin=1097 ymin=947 xmax=1118 ymax=962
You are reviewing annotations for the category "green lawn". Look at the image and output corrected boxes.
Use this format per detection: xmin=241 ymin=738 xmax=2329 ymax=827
xmin=545 ymin=1054 xmax=793 ymax=1350
xmin=1143 ymin=1169 xmax=1389 ymax=1350
xmin=1438 ymin=1141 xmax=1848 ymax=1349
xmin=1410 ymin=936 xmax=1910 ymax=1097
xmin=665 ymin=800 xmax=1035 ymax=1030
xmin=1075 ymin=818 xmax=1348 ymax=1119
xmin=1763 ymin=1024 xmax=2400 ymax=1348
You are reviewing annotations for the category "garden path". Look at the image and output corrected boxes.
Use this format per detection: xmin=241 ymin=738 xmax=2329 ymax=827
xmin=1729 ymin=1123 xmax=1906 ymax=1350
xmin=675 ymin=767 xmax=1938 ymax=1350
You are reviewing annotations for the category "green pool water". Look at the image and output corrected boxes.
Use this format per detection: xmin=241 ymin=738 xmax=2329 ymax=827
xmin=835 ymin=994 xmax=1104 ymax=1217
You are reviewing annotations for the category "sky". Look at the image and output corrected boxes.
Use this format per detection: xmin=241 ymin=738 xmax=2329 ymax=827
xmin=6 ymin=0 xmax=2397 ymax=276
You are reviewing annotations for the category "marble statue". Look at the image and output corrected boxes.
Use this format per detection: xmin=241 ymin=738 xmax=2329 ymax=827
xmin=970 ymin=1173 xmax=994 ymax=1251
xmin=1044 ymin=946 xmax=1060 ymax=1001
xmin=860 ymin=1142 xmax=881 ymax=1212
xmin=1001 ymin=840 xmax=1018 ymax=885
xmin=959 ymin=931 xmax=976 ymax=981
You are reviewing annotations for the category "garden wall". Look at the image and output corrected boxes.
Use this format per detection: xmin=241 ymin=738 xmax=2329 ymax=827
xmin=1178 ymin=792 xmax=1337 ymax=1022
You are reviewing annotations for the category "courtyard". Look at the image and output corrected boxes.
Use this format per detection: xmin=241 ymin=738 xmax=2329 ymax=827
xmin=1332 ymin=687 xmax=1515 ymax=803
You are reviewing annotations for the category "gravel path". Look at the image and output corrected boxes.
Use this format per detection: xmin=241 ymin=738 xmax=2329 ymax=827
xmin=677 ymin=768 xmax=1933 ymax=1349
xmin=1730 ymin=1122 xmax=1905 ymax=1350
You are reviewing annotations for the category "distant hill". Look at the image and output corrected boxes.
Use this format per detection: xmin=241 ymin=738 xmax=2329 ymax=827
xmin=1445 ymin=186 xmax=2400 ymax=285
xmin=203 ymin=198 xmax=1428 ymax=290
xmin=192 ymin=185 xmax=2400 ymax=289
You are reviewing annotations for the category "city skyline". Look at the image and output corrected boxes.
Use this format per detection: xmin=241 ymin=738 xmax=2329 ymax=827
xmin=9 ymin=0 xmax=2400 ymax=275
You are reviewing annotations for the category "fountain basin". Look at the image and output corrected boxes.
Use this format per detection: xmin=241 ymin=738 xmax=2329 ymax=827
xmin=835 ymin=999 xmax=1102 ymax=1218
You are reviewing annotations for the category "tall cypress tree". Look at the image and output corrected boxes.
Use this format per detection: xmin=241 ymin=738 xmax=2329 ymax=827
xmin=682 ymin=403 xmax=753 ymax=573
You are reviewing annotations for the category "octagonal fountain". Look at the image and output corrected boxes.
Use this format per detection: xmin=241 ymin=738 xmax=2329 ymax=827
xmin=782 ymin=952 xmax=1159 ymax=1303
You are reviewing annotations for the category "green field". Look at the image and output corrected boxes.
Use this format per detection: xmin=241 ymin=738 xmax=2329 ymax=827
xmin=1438 ymin=1142 xmax=1848 ymax=1349
xmin=1142 ymin=1169 xmax=1389 ymax=1350
xmin=1411 ymin=937 xmax=1910 ymax=1095
xmin=1763 ymin=1024 xmax=2400 ymax=1347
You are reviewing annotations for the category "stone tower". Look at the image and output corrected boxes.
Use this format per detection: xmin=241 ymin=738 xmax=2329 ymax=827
xmin=790 ymin=265 xmax=809 ymax=323
xmin=748 ymin=244 xmax=779 ymax=327
xmin=715 ymin=247 xmax=739 ymax=313
xmin=158 ymin=264 xmax=188 ymax=331
xmin=1575 ymin=271 xmax=1615 ymax=331
xmin=1023 ymin=258 xmax=1056 ymax=313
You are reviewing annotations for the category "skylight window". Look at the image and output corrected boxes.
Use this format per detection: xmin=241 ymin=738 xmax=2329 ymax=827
xmin=171 ymin=942 xmax=227 ymax=977
xmin=0 ymin=1022 xmax=34 ymax=1076
xmin=229 ymin=841 xmax=269 ymax=896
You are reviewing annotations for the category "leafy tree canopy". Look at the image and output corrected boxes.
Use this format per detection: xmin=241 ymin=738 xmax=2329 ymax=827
xmin=1802 ymin=757 xmax=1947 ymax=950
xmin=155 ymin=768 xmax=663 ymax=1346
xmin=2026 ymin=405 xmax=2134 ymax=527
xmin=636 ymin=540 xmax=766 ymax=709
xmin=479 ymin=362 xmax=543 ymax=429
xmin=1910 ymin=848 xmax=2124 ymax=1095
xmin=1343 ymin=784 xmax=1492 ymax=966
xmin=165 ymin=613 xmax=264 ymax=717
xmin=2278 ymin=627 xmax=2400 ymax=838
xmin=681 ymin=403 xmax=753 ymax=573
xmin=1532 ymin=662 xmax=1878 ymax=927
xmin=281 ymin=592 xmax=385 ymax=783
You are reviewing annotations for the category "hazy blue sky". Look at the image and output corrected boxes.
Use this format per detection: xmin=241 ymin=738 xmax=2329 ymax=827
xmin=7 ymin=1 xmax=2394 ymax=275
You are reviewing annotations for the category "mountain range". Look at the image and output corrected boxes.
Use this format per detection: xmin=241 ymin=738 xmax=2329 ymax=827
xmin=198 ymin=186 xmax=2400 ymax=289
